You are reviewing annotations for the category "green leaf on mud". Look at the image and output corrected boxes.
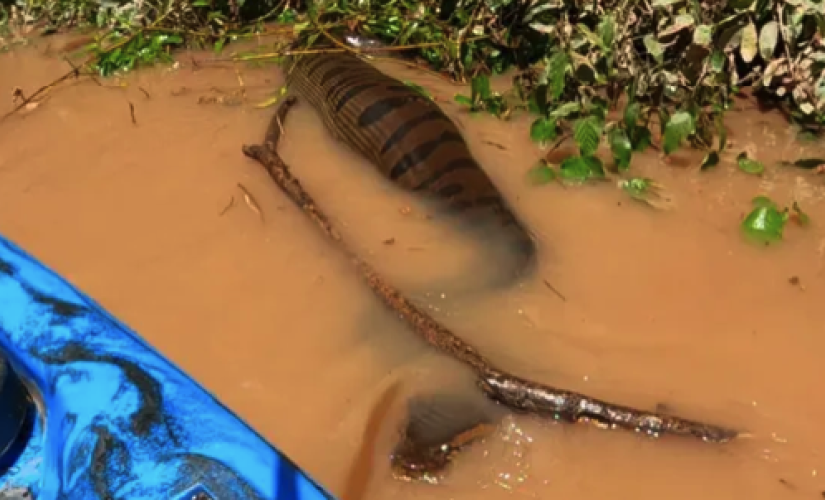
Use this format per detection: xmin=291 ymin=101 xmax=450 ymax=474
xmin=759 ymin=21 xmax=778 ymax=61
xmin=742 ymin=196 xmax=787 ymax=244
xmin=663 ymin=111 xmax=694 ymax=154
xmin=573 ymin=116 xmax=603 ymax=156
xmin=701 ymin=151 xmax=720 ymax=170
xmin=736 ymin=151 xmax=765 ymax=175
xmin=751 ymin=195 xmax=776 ymax=209
xmin=530 ymin=117 xmax=558 ymax=146
xmin=454 ymin=94 xmax=473 ymax=107
xmin=618 ymin=177 xmax=673 ymax=209
xmin=608 ymin=127 xmax=633 ymax=172
xmin=559 ymin=155 xmax=605 ymax=183
xmin=740 ymin=21 xmax=758 ymax=64
xmin=527 ymin=160 xmax=557 ymax=185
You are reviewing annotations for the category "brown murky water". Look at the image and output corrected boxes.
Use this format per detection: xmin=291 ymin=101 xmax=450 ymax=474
xmin=2 ymin=35 xmax=825 ymax=500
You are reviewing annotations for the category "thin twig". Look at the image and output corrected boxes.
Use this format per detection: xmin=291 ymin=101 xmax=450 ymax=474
xmin=219 ymin=196 xmax=235 ymax=216
xmin=237 ymin=183 xmax=264 ymax=221
xmin=128 ymin=102 xmax=137 ymax=125
xmin=542 ymin=278 xmax=567 ymax=302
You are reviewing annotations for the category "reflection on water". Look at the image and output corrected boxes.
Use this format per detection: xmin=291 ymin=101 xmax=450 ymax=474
xmin=1 ymin=35 xmax=825 ymax=499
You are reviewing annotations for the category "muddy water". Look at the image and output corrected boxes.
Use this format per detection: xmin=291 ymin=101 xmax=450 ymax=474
xmin=1 ymin=37 xmax=825 ymax=500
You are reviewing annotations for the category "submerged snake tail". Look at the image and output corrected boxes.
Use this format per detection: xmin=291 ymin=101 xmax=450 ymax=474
xmin=341 ymin=380 xmax=404 ymax=500
xmin=242 ymin=96 xmax=738 ymax=483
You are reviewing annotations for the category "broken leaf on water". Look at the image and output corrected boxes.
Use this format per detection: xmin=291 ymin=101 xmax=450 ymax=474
xmin=618 ymin=177 xmax=673 ymax=209
xmin=741 ymin=195 xmax=787 ymax=244
xmin=737 ymin=151 xmax=764 ymax=175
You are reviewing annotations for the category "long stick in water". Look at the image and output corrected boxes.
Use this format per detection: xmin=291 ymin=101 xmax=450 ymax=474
xmin=241 ymin=96 xmax=738 ymax=448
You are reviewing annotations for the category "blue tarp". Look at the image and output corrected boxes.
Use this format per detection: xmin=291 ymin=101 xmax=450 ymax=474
xmin=0 ymin=234 xmax=337 ymax=500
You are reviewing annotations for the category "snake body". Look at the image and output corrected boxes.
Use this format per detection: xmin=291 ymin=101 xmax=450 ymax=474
xmin=284 ymin=49 xmax=537 ymax=288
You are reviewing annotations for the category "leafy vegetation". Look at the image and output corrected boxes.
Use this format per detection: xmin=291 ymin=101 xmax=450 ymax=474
xmin=1 ymin=0 xmax=822 ymax=235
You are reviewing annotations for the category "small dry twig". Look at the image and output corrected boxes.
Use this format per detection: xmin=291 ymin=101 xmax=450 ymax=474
xmin=237 ymin=183 xmax=264 ymax=221
xmin=219 ymin=196 xmax=236 ymax=216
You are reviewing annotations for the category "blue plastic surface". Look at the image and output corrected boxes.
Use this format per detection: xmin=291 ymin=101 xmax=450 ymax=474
xmin=0 ymin=234 xmax=337 ymax=500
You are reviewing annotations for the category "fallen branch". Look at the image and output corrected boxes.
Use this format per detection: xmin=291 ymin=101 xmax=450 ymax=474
xmin=241 ymin=96 xmax=739 ymax=448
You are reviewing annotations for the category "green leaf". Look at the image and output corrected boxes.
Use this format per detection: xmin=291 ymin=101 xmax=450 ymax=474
xmin=716 ymin=114 xmax=728 ymax=151
xmin=608 ymin=127 xmax=633 ymax=172
xmin=759 ymin=21 xmax=778 ymax=61
xmin=471 ymin=75 xmax=492 ymax=102
xmin=545 ymin=51 xmax=570 ymax=101
xmin=530 ymin=117 xmax=558 ymax=146
xmin=663 ymin=111 xmax=694 ymax=155
xmin=618 ymin=177 xmax=671 ymax=209
xmin=693 ymin=24 xmax=713 ymax=47
xmin=527 ymin=160 xmax=558 ymax=186
xmin=598 ymin=14 xmax=616 ymax=47
xmin=573 ymin=116 xmax=603 ymax=157
xmin=709 ymin=50 xmax=726 ymax=73
xmin=651 ymin=0 xmax=683 ymax=6
xmin=214 ymin=37 xmax=227 ymax=54
xmin=549 ymin=101 xmax=581 ymax=119
xmin=740 ymin=21 xmax=758 ymax=63
xmin=532 ymin=84 xmax=549 ymax=115
xmin=559 ymin=155 xmax=604 ymax=183
xmin=741 ymin=204 xmax=787 ymax=244
xmin=624 ymin=101 xmax=641 ymax=129
xmin=559 ymin=156 xmax=592 ymax=183
xmin=701 ymin=151 xmax=720 ymax=170
xmin=751 ymin=195 xmax=777 ymax=209
xmin=736 ymin=151 xmax=765 ymax=175
xmin=631 ymin=126 xmax=652 ymax=152
xmin=582 ymin=156 xmax=605 ymax=178
xmin=643 ymin=34 xmax=664 ymax=64
xmin=453 ymin=94 xmax=473 ymax=107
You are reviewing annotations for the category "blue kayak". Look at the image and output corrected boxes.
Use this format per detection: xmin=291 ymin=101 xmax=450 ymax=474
xmin=0 ymin=234 xmax=338 ymax=500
